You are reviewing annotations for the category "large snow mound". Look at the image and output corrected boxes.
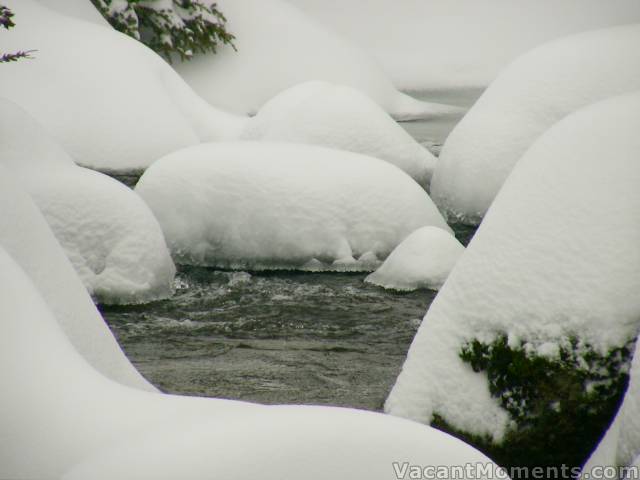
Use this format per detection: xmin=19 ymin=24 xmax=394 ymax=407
xmin=386 ymin=93 xmax=640 ymax=440
xmin=0 ymin=0 xmax=245 ymax=171
xmin=241 ymin=81 xmax=438 ymax=187
xmin=173 ymin=0 xmax=453 ymax=120
xmin=0 ymin=98 xmax=175 ymax=305
xmin=430 ymin=24 xmax=640 ymax=224
xmin=0 ymin=244 xmax=501 ymax=478
xmin=136 ymin=142 xmax=451 ymax=270
xmin=365 ymin=227 xmax=464 ymax=292
xmin=0 ymin=167 xmax=154 ymax=391
xmin=291 ymin=0 xmax=640 ymax=91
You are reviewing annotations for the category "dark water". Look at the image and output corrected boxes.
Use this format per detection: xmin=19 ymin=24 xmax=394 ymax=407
xmin=102 ymin=89 xmax=481 ymax=410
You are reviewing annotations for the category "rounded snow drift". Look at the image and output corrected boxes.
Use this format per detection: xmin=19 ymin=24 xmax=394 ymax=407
xmin=431 ymin=24 xmax=640 ymax=224
xmin=242 ymin=81 xmax=437 ymax=188
xmin=365 ymin=226 xmax=464 ymax=292
xmin=136 ymin=142 xmax=450 ymax=271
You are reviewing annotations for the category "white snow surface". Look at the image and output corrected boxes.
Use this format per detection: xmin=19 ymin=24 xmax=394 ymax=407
xmin=290 ymin=0 xmax=640 ymax=91
xmin=0 ymin=0 xmax=245 ymax=171
xmin=136 ymin=142 xmax=451 ymax=270
xmin=0 ymin=245 xmax=501 ymax=478
xmin=0 ymin=98 xmax=175 ymax=305
xmin=173 ymin=0 xmax=453 ymax=120
xmin=0 ymin=167 xmax=154 ymax=391
xmin=430 ymin=24 xmax=640 ymax=224
xmin=34 ymin=0 xmax=110 ymax=26
xmin=241 ymin=81 xmax=438 ymax=187
xmin=386 ymin=93 xmax=640 ymax=441
xmin=365 ymin=227 xmax=464 ymax=292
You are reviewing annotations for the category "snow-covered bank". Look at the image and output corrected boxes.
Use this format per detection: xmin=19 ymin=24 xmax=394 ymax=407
xmin=0 ymin=99 xmax=175 ymax=305
xmin=365 ymin=227 xmax=464 ymax=292
xmin=0 ymin=169 xmax=154 ymax=391
xmin=0 ymin=0 xmax=245 ymax=172
xmin=387 ymin=93 xmax=640 ymax=468
xmin=241 ymin=82 xmax=438 ymax=187
xmin=136 ymin=142 xmax=450 ymax=270
xmin=291 ymin=0 xmax=640 ymax=91
xmin=173 ymin=0 xmax=452 ymax=120
xmin=430 ymin=24 xmax=640 ymax=224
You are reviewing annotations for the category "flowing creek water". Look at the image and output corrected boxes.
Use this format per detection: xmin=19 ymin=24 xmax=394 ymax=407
xmin=101 ymin=88 xmax=482 ymax=411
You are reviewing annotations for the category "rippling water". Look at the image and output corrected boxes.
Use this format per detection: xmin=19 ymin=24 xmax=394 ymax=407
xmin=102 ymin=88 xmax=481 ymax=410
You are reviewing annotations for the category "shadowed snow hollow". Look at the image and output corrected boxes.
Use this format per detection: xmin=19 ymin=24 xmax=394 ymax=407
xmin=136 ymin=142 xmax=450 ymax=270
xmin=0 ymin=99 xmax=175 ymax=305
xmin=365 ymin=227 xmax=464 ymax=292
xmin=0 ymin=0 xmax=245 ymax=171
xmin=173 ymin=0 xmax=451 ymax=120
xmin=241 ymin=81 xmax=438 ymax=188
xmin=431 ymin=24 xmax=640 ymax=225
xmin=0 ymin=242 xmax=501 ymax=478
xmin=386 ymin=93 xmax=640 ymax=441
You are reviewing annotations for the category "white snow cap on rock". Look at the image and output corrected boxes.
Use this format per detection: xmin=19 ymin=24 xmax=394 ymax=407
xmin=290 ymin=0 xmax=640 ymax=91
xmin=0 ymin=167 xmax=154 ymax=391
xmin=431 ymin=23 xmax=640 ymax=224
xmin=136 ymin=142 xmax=450 ymax=270
xmin=0 ymin=0 xmax=245 ymax=171
xmin=0 ymin=98 xmax=175 ymax=305
xmin=386 ymin=93 xmax=640 ymax=441
xmin=242 ymin=81 xmax=438 ymax=187
xmin=0 ymin=243 xmax=502 ymax=478
xmin=174 ymin=0 xmax=453 ymax=120
xmin=365 ymin=227 xmax=464 ymax=292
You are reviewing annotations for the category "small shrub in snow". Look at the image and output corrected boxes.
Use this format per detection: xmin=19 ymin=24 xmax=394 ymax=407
xmin=92 ymin=0 xmax=234 ymax=61
xmin=444 ymin=335 xmax=633 ymax=472
xmin=0 ymin=5 xmax=34 ymax=63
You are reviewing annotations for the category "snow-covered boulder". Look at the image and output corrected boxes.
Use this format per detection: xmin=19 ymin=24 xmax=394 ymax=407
xmin=0 ymin=0 xmax=245 ymax=172
xmin=242 ymin=81 xmax=438 ymax=187
xmin=365 ymin=227 xmax=464 ymax=292
xmin=136 ymin=142 xmax=450 ymax=270
xmin=0 ymin=167 xmax=154 ymax=391
xmin=386 ymin=93 xmax=640 ymax=471
xmin=430 ymin=24 xmax=640 ymax=224
xmin=0 ymin=243 xmax=502 ymax=478
xmin=0 ymin=98 xmax=175 ymax=305
xmin=173 ymin=0 xmax=452 ymax=120
xmin=290 ymin=0 xmax=640 ymax=91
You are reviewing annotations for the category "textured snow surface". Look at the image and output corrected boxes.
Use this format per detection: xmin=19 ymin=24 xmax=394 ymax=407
xmin=386 ymin=93 xmax=640 ymax=441
xmin=136 ymin=142 xmax=450 ymax=270
xmin=0 ymin=168 xmax=153 ymax=391
xmin=291 ymin=0 xmax=640 ymax=91
xmin=0 ymin=98 xmax=175 ymax=305
xmin=431 ymin=24 xmax=640 ymax=224
xmin=0 ymin=0 xmax=245 ymax=171
xmin=0 ymin=246 xmax=500 ymax=479
xmin=242 ymin=81 xmax=438 ymax=187
xmin=365 ymin=227 xmax=464 ymax=292
xmin=173 ymin=0 xmax=449 ymax=120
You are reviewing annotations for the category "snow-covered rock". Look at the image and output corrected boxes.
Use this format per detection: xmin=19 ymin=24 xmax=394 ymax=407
xmin=173 ymin=0 xmax=453 ymax=120
xmin=365 ymin=227 xmax=464 ymax=292
xmin=0 ymin=98 xmax=175 ymax=305
xmin=0 ymin=0 xmax=245 ymax=172
xmin=386 ymin=93 xmax=640 ymax=467
xmin=430 ymin=24 xmax=640 ymax=224
xmin=136 ymin=142 xmax=450 ymax=270
xmin=242 ymin=81 xmax=438 ymax=187
xmin=0 ymin=167 xmax=154 ymax=391
xmin=0 ymin=243 xmax=501 ymax=478
xmin=290 ymin=0 xmax=640 ymax=91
